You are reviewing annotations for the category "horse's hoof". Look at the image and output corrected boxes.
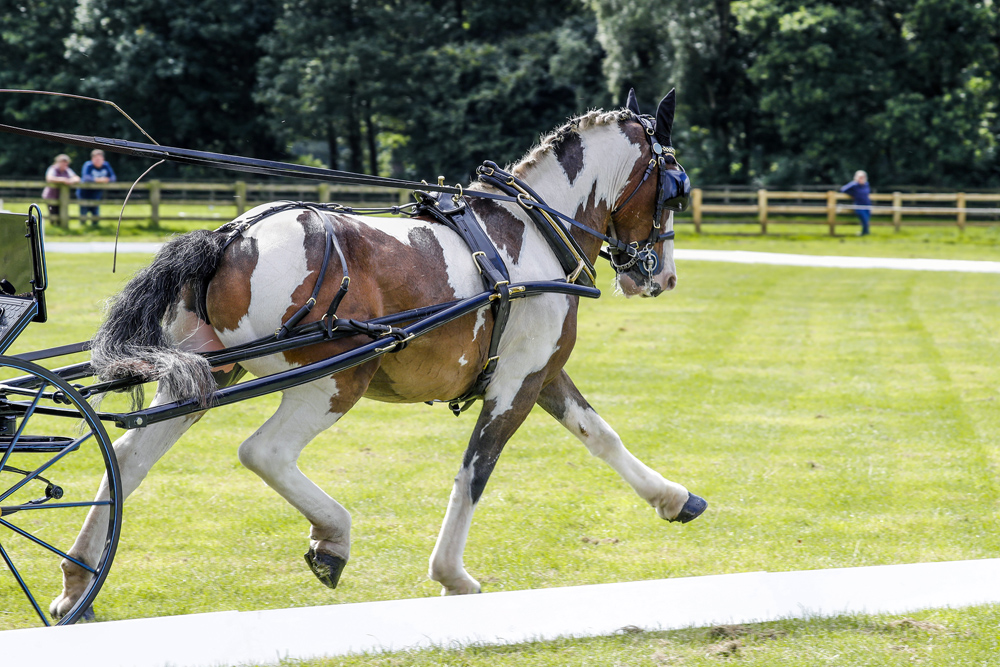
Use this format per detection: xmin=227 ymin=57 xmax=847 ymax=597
xmin=671 ymin=493 xmax=707 ymax=523
xmin=304 ymin=548 xmax=347 ymax=589
xmin=79 ymin=606 xmax=95 ymax=622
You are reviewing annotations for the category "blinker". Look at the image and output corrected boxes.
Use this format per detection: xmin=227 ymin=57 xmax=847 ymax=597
xmin=661 ymin=167 xmax=691 ymax=213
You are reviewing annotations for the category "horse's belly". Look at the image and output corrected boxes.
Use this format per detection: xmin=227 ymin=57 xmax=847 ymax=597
xmin=364 ymin=313 xmax=489 ymax=403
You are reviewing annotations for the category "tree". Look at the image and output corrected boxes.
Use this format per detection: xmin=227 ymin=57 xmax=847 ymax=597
xmin=736 ymin=0 xmax=1000 ymax=186
xmin=256 ymin=0 xmax=609 ymax=182
xmin=588 ymin=0 xmax=763 ymax=185
xmin=0 ymin=0 xmax=97 ymax=177
xmin=67 ymin=0 xmax=282 ymax=176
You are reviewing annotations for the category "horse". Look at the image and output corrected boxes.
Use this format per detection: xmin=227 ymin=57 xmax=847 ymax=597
xmin=50 ymin=90 xmax=706 ymax=617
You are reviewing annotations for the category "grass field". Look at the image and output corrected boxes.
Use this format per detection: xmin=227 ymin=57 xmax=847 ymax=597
xmin=1 ymin=224 xmax=998 ymax=663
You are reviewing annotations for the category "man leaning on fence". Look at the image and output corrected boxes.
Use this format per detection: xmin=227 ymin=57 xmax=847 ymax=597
xmin=77 ymin=149 xmax=116 ymax=226
xmin=841 ymin=170 xmax=871 ymax=236
xmin=42 ymin=154 xmax=79 ymax=223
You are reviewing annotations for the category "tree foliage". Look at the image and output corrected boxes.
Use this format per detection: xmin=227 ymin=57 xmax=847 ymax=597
xmin=2 ymin=0 xmax=1000 ymax=187
xmin=0 ymin=0 xmax=96 ymax=176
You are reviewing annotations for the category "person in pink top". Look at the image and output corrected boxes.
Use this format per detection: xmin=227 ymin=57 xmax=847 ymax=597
xmin=42 ymin=154 xmax=80 ymax=223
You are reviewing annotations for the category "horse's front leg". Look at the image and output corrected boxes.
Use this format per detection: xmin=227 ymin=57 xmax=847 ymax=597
xmin=536 ymin=370 xmax=707 ymax=523
xmin=428 ymin=373 xmax=546 ymax=595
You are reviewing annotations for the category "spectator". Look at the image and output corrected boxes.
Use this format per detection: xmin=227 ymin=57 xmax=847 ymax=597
xmin=840 ymin=170 xmax=872 ymax=236
xmin=41 ymin=154 xmax=80 ymax=223
xmin=77 ymin=149 xmax=117 ymax=225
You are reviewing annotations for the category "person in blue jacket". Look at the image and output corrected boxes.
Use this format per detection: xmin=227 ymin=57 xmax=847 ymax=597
xmin=840 ymin=170 xmax=871 ymax=236
xmin=77 ymin=149 xmax=116 ymax=225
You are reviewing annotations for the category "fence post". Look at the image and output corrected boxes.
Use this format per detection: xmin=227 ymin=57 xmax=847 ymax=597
xmin=318 ymin=183 xmax=330 ymax=203
xmin=892 ymin=192 xmax=902 ymax=231
xmin=399 ymin=188 xmax=411 ymax=205
xmin=692 ymin=188 xmax=702 ymax=233
xmin=826 ymin=190 xmax=837 ymax=236
xmin=757 ymin=189 xmax=768 ymax=234
xmin=234 ymin=181 xmax=247 ymax=217
xmin=59 ymin=184 xmax=70 ymax=228
xmin=956 ymin=192 xmax=966 ymax=232
xmin=149 ymin=180 xmax=161 ymax=229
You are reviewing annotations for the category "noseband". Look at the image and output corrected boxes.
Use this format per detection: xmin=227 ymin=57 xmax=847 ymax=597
xmin=607 ymin=114 xmax=691 ymax=278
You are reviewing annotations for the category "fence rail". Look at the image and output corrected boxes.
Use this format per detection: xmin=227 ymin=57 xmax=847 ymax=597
xmin=2 ymin=180 xmax=998 ymax=234
xmin=689 ymin=189 xmax=1000 ymax=234
xmin=0 ymin=180 xmax=410 ymax=228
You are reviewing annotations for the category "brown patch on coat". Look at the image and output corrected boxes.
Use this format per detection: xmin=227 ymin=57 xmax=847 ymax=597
xmin=206 ymin=235 xmax=258 ymax=333
xmin=571 ymin=182 xmax=612 ymax=262
xmin=469 ymin=198 xmax=524 ymax=264
xmin=553 ymin=131 xmax=584 ymax=185
xmin=260 ymin=212 xmax=489 ymax=404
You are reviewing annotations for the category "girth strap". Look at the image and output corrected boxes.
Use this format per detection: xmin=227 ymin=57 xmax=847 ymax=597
xmin=413 ymin=191 xmax=512 ymax=415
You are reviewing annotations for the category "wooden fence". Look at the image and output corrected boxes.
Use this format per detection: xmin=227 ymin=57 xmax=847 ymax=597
xmin=689 ymin=189 xmax=1000 ymax=234
xmin=2 ymin=180 xmax=999 ymax=234
xmin=0 ymin=180 xmax=410 ymax=228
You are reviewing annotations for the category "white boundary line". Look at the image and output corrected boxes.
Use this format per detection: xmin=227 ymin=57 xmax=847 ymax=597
xmin=674 ymin=249 xmax=1000 ymax=273
xmin=47 ymin=243 xmax=1000 ymax=274
xmin=2 ymin=559 xmax=998 ymax=667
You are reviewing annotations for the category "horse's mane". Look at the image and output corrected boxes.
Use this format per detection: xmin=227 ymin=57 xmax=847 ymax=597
xmin=510 ymin=108 xmax=630 ymax=177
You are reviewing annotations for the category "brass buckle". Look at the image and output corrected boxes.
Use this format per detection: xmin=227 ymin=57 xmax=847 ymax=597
xmin=471 ymin=251 xmax=487 ymax=273
xmin=375 ymin=332 xmax=416 ymax=354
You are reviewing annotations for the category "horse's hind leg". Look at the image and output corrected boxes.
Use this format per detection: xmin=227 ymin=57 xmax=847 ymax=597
xmin=49 ymin=386 xmax=210 ymax=618
xmin=50 ymin=311 xmax=239 ymax=619
xmin=537 ymin=370 xmax=707 ymax=523
xmin=235 ymin=365 xmax=374 ymax=590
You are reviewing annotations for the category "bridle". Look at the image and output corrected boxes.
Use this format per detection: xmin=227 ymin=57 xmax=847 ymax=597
xmin=606 ymin=113 xmax=691 ymax=278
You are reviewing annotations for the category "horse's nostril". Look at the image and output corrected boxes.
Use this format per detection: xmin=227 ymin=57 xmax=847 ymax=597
xmin=665 ymin=274 xmax=677 ymax=290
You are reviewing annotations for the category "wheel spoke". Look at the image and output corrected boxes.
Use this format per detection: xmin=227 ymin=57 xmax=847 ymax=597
xmin=0 ymin=380 xmax=50 ymax=472
xmin=1 ymin=500 xmax=113 ymax=515
xmin=0 ymin=430 xmax=94 ymax=504
xmin=0 ymin=540 xmax=50 ymax=626
xmin=0 ymin=517 xmax=97 ymax=574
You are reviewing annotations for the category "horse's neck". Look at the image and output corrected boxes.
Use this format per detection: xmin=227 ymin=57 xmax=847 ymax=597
xmin=512 ymin=124 xmax=642 ymax=262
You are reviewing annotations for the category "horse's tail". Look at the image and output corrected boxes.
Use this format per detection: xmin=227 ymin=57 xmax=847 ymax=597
xmin=90 ymin=230 xmax=229 ymax=406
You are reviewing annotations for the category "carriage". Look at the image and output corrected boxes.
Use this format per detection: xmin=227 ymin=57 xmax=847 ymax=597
xmin=0 ymin=89 xmax=706 ymax=628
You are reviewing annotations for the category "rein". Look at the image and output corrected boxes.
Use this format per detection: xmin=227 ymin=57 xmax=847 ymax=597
xmin=0 ymin=102 xmax=680 ymax=281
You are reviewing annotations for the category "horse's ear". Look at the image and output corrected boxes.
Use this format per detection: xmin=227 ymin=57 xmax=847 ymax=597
xmin=625 ymin=88 xmax=640 ymax=115
xmin=655 ymin=88 xmax=676 ymax=147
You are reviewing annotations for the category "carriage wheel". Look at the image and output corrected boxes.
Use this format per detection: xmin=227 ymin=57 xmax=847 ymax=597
xmin=0 ymin=355 xmax=122 ymax=628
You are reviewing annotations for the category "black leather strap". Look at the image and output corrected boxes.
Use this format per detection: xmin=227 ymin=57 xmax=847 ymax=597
xmin=412 ymin=191 xmax=513 ymax=415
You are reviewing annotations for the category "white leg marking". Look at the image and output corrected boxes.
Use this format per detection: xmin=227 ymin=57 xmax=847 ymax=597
xmin=51 ymin=389 xmax=200 ymax=618
xmin=562 ymin=399 xmax=690 ymax=520
xmin=428 ymin=456 xmax=482 ymax=595
xmin=236 ymin=382 xmax=352 ymax=561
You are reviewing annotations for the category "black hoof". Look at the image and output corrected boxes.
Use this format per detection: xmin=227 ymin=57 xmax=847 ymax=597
xmin=671 ymin=493 xmax=707 ymax=523
xmin=304 ymin=548 xmax=347 ymax=589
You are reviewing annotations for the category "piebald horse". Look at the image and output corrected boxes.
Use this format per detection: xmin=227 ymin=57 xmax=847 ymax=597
xmin=51 ymin=91 xmax=705 ymax=617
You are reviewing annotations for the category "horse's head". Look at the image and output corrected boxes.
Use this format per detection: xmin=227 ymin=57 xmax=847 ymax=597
xmin=607 ymin=89 xmax=691 ymax=298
